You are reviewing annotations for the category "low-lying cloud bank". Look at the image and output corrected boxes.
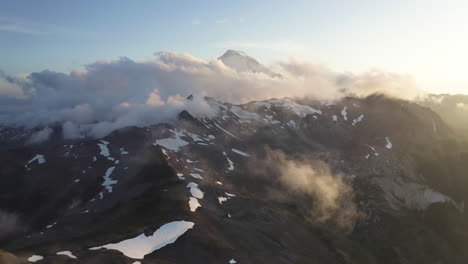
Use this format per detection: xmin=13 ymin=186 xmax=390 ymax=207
xmin=0 ymin=51 xmax=423 ymax=140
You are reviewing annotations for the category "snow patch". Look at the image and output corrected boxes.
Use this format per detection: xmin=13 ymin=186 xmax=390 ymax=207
xmin=214 ymin=122 xmax=240 ymax=140
xmin=46 ymin=222 xmax=56 ymax=229
xmin=287 ymin=120 xmax=297 ymax=128
xmin=56 ymin=251 xmax=77 ymax=259
xmin=341 ymin=107 xmax=348 ymax=121
xmin=352 ymin=114 xmax=364 ymax=126
xmin=385 ymin=137 xmax=393 ymax=149
xmin=232 ymin=148 xmax=250 ymax=157
xmin=223 ymin=151 xmax=235 ymax=170
xmin=102 ymin=166 xmax=117 ymax=193
xmin=274 ymin=99 xmax=322 ymax=117
xmin=187 ymin=182 xmax=204 ymax=199
xmin=218 ymin=196 xmax=228 ymax=204
xmin=97 ymin=140 xmax=110 ymax=157
xmin=154 ymin=130 xmax=189 ymax=152
xmin=120 ymin=148 xmax=128 ymax=155
xmin=28 ymin=255 xmax=44 ymax=262
xmin=366 ymin=145 xmax=379 ymax=156
xmin=193 ymin=168 xmax=205 ymax=173
xmin=190 ymin=173 xmax=204 ymax=180
xmin=188 ymin=197 xmax=201 ymax=212
xmin=89 ymin=221 xmax=194 ymax=259
xmin=28 ymin=154 xmax=46 ymax=164
xmin=230 ymin=105 xmax=260 ymax=120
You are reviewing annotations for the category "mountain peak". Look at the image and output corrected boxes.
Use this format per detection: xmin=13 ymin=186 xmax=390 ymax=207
xmin=219 ymin=49 xmax=249 ymax=59
xmin=218 ymin=49 xmax=281 ymax=78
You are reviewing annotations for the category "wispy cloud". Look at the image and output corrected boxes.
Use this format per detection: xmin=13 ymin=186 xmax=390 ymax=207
xmin=215 ymin=18 xmax=228 ymax=24
xmin=191 ymin=19 xmax=201 ymax=25
xmin=0 ymin=16 xmax=85 ymax=36
xmin=0 ymin=16 xmax=53 ymax=35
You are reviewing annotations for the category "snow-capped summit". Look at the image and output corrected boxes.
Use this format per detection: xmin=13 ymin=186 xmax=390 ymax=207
xmin=218 ymin=50 xmax=281 ymax=77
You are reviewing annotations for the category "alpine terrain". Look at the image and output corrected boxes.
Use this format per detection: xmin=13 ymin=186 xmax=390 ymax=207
xmin=1 ymin=51 xmax=468 ymax=264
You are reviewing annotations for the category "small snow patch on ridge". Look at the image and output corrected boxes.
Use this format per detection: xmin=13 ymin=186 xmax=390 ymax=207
xmin=232 ymin=148 xmax=250 ymax=157
xmin=28 ymin=154 xmax=46 ymax=164
xmin=97 ymin=140 xmax=110 ymax=157
xmin=28 ymin=255 xmax=44 ymax=262
xmin=341 ymin=107 xmax=348 ymax=121
xmin=189 ymin=197 xmax=201 ymax=212
xmin=56 ymin=251 xmax=77 ymax=259
xmin=187 ymin=182 xmax=204 ymax=199
xmin=385 ymin=137 xmax=393 ymax=149
xmin=190 ymin=173 xmax=204 ymax=180
xmin=352 ymin=114 xmax=364 ymax=126
xmin=102 ymin=166 xmax=117 ymax=193
xmin=120 ymin=148 xmax=128 ymax=155
xmin=218 ymin=197 xmax=228 ymax=204
xmin=223 ymin=151 xmax=235 ymax=170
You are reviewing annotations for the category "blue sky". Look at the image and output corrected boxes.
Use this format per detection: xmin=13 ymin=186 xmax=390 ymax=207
xmin=1 ymin=0 xmax=467 ymax=93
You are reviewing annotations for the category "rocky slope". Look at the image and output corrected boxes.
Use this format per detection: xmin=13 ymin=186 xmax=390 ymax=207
xmin=1 ymin=95 xmax=468 ymax=263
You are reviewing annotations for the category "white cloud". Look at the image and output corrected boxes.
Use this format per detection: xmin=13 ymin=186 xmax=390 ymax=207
xmin=215 ymin=18 xmax=228 ymax=24
xmin=191 ymin=19 xmax=201 ymax=25
xmin=0 ymin=51 xmax=423 ymax=139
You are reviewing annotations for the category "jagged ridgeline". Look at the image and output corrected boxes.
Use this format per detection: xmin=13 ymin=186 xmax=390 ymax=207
xmin=0 ymin=94 xmax=468 ymax=263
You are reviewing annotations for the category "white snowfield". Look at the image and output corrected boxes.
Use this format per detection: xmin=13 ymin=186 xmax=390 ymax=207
xmin=97 ymin=140 xmax=111 ymax=157
xmin=187 ymin=182 xmax=204 ymax=199
xmin=28 ymin=255 xmax=44 ymax=262
xmin=231 ymin=148 xmax=250 ymax=157
xmin=89 ymin=221 xmax=194 ymax=259
xmin=154 ymin=130 xmax=189 ymax=152
xmin=56 ymin=251 xmax=77 ymax=259
xmin=28 ymin=154 xmax=46 ymax=164
xmin=189 ymin=197 xmax=201 ymax=212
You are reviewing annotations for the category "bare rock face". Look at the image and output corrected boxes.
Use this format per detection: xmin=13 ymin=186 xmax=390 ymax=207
xmin=1 ymin=95 xmax=468 ymax=263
